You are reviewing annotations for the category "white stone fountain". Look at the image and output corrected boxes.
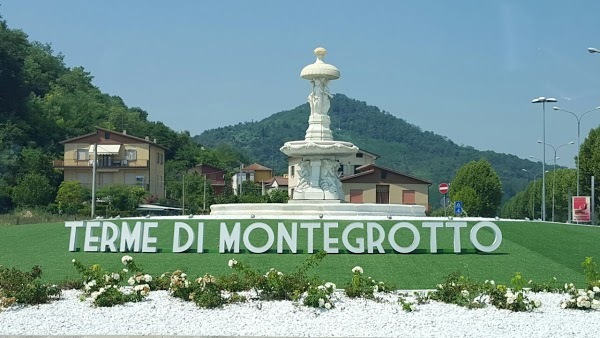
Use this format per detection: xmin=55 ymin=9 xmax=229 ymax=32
xmin=280 ymin=47 xmax=358 ymax=201
xmin=211 ymin=48 xmax=425 ymax=216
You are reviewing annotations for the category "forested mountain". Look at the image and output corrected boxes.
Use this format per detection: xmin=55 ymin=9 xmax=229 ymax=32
xmin=194 ymin=94 xmax=542 ymax=204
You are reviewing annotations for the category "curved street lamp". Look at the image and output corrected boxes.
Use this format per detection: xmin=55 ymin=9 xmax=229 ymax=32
xmin=552 ymin=106 xmax=600 ymax=197
xmin=537 ymin=140 xmax=574 ymax=222
xmin=588 ymin=47 xmax=600 ymax=54
xmin=532 ymin=97 xmax=558 ymax=221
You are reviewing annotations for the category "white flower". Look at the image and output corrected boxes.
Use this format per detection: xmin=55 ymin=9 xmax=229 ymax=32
xmin=122 ymin=269 xmax=128 ymax=273
xmin=436 ymin=284 xmax=443 ymax=289
xmin=592 ymin=300 xmax=600 ymax=310
xmin=144 ymin=274 xmax=152 ymax=282
xmin=324 ymin=302 xmax=332 ymax=310
xmin=88 ymin=279 xmax=96 ymax=287
xmin=534 ymin=300 xmax=541 ymax=307
xmin=561 ymin=301 xmax=568 ymax=309
xmin=490 ymin=280 xmax=495 ymax=285
xmin=128 ymin=277 xmax=135 ymax=286
xmin=373 ymin=285 xmax=379 ymax=293
xmin=461 ymin=290 xmax=469 ymax=298
xmin=98 ymin=287 xmax=105 ymax=293
xmin=507 ymin=297 xmax=515 ymax=305
xmin=318 ymin=298 xmax=325 ymax=307
xmin=71 ymin=259 xmax=76 ymax=263
xmin=121 ymin=255 xmax=133 ymax=265
xmin=577 ymin=295 xmax=591 ymax=308
xmin=593 ymin=286 xmax=600 ymax=293
xmin=181 ymin=273 xmax=187 ymax=279
xmin=184 ymin=280 xmax=190 ymax=288
xmin=352 ymin=266 xmax=363 ymax=274
xmin=277 ymin=271 xmax=283 ymax=276
xmin=324 ymin=282 xmax=336 ymax=290
xmin=410 ymin=304 xmax=417 ymax=311
xmin=228 ymin=259 xmax=237 ymax=268
xmin=91 ymin=291 xmax=100 ymax=300
xmin=317 ymin=285 xmax=326 ymax=291
xmin=111 ymin=273 xmax=120 ymax=281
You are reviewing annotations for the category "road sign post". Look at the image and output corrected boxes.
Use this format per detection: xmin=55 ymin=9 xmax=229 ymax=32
xmin=454 ymin=201 xmax=463 ymax=216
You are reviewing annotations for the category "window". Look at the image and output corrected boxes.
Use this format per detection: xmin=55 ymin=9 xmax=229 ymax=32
xmin=403 ymin=190 xmax=416 ymax=204
xmin=76 ymin=148 xmax=89 ymax=161
xmin=104 ymin=132 xmax=110 ymax=139
xmin=350 ymin=189 xmax=363 ymax=203
xmin=290 ymin=165 xmax=295 ymax=177
xmin=356 ymin=153 xmax=363 ymax=158
xmin=376 ymin=185 xmax=390 ymax=204
xmin=125 ymin=149 xmax=137 ymax=161
xmin=136 ymin=176 xmax=145 ymax=187
xmin=353 ymin=165 xmax=360 ymax=174
xmin=381 ymin=170 xmax=387 ymax=179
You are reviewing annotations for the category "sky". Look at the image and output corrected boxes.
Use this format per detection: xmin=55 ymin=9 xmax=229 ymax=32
xmin=3 ymin=0 xmax=600 ymax=169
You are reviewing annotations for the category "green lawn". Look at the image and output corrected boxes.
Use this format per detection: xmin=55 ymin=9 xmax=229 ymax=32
xmin=1 ymin=219 xmax=599 ymax=289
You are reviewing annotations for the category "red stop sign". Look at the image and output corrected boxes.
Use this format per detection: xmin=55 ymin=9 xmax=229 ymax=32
xmin=439 ymin=183 xmax=449 ymax=195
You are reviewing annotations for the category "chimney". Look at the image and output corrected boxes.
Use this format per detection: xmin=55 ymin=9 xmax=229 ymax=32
xmin=153 ymin=138 xmax=157 ymax=143
xmin=123 ymin=130 xmax=127 ymax=135
xmin=145 ymin=136 xmax=150 ymax=141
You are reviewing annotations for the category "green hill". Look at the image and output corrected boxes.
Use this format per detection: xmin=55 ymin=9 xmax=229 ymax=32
xmin=194 ymin=94 xmax=540 ymax=205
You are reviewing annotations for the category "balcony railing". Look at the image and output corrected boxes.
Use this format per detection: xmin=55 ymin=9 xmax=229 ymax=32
xmin=53 ymin=159 xmax=149 ymax=168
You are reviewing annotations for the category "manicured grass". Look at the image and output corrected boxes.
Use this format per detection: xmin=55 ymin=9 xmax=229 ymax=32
xmin=1 ymin=219 xmax=599 ymax=289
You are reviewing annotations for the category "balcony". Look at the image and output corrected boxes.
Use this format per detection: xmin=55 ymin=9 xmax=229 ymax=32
xmin=53 ymin=159 xmax=149 ymax=169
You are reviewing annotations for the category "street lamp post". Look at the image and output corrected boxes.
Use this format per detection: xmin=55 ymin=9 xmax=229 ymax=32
xmin=532 ymin=97 xmax=558 ymax=221
xmin=537 ymin=140 xmax=574 ymax=222
xmin=588 ymin=47 xmax=600 ymax=54
xmin=552 ymin=106 xmax=600 ymax=197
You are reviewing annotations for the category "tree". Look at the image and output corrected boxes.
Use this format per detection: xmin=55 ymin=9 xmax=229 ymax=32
xmin=502 ymin=169 xmax=576 ymax=222
xmin=97 ymin=185 xmax=147 ymax=216
xmin=56 ymin=181 xmax=90 ymax=214
xmin=11 ymin=173 xmax=54 ymax=208
xmin=449 ymin=159 xmax=503 ymax=217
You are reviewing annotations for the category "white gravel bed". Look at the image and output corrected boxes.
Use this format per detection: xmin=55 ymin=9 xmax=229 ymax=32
xmin=1 ymin=290 xmax=599 ymax=337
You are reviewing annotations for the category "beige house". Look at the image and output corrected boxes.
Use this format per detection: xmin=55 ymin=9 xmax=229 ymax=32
xmin=232 ymin=163 xmax=273 ymax=195
xmin=286 ymin=149 xmax=430 ymax=209
xmin=54 ymin=127 xmax=167 ymax=197
xmin=341 ymin=164 xmax=431 ymax=209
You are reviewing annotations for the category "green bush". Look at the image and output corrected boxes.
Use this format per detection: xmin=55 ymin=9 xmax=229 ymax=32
xmin=0 ymin=265 xmax=60 ymax=307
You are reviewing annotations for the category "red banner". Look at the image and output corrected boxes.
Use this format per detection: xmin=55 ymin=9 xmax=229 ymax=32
xmin=572 ymin=196 xmax=591 ymax=222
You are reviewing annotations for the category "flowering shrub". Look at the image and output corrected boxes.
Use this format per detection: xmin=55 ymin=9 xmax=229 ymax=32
xmin=229 ymin=252 xmax=327 ymax=301
xmin=432 ymin=272 xmax=540 ymax=312
xmin=303 ymin=282 xmax=335 ymax=309
xmin=582 ymin=257 xmax=600 ymax=289
xmin=430 ymin=272 xmax=482 ymax=308
xmin=72 ymin=256 xmax=149 ymax=307
xmin=190 ymin=274 xmax=225 ymax=309
xmin=0 ymin=265 xmax=60 ymax=308
xmin=168 ymin=270 xmax=192 ymax=300
xmin=560 ymin=283 xmax=600 ymax=310
xmin=344 ymin=266 xmax=393 ymax=299
xmin=398 ymin=295 xmax=418 ymax=312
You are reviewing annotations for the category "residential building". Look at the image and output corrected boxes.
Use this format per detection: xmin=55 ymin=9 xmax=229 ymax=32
xmin=341 ymin=164 xmax=431 ymax=209
xmin=53 ymin=127 xmax=167 ymax=197
xmin=232 ymin=163 xmax=273 ymax=195
xmin=264 ymin=176 xmax=289 ymax=194
xmin=188 ymin=163 xmax=227 ymax=195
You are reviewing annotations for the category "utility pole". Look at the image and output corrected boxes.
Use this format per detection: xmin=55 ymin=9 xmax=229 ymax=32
xmin=91 ymin=143 xmax=97 ymax=218
xmin=182 ymin=173 xmax=185 ymax=216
